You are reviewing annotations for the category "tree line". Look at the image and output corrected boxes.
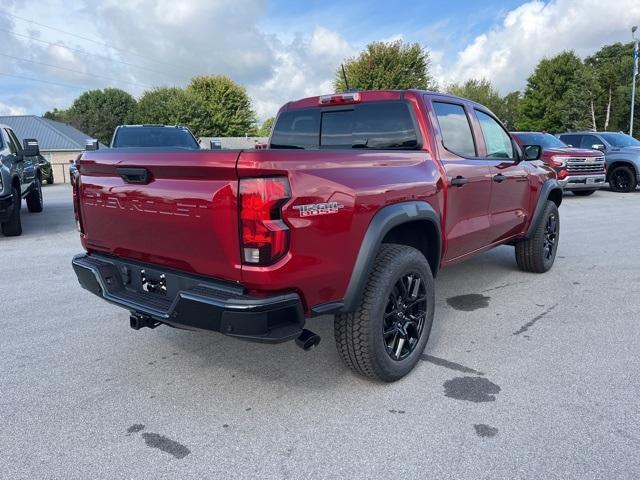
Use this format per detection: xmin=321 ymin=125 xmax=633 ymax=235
xmin=45 ymin=40 xmax=639 ymax=144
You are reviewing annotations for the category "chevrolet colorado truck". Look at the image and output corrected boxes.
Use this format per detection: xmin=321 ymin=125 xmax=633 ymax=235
xmin=558 ymin=131 xmax=640 ymax=193
xmin=0 ymin=125 xmax=44 ymax=236
xmin=72 ymin=90 xmax=562 ymax=382
xmin=512 ymin=132 xmax=605 ymax=196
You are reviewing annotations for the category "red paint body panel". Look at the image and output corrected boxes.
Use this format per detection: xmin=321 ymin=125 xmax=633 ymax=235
xmin=78 ymin=150 xmax=243 ymax=282
xmin=76 ymin=91 xmax=556 ymax=316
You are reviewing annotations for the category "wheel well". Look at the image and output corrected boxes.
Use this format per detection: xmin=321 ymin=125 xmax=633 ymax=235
xmin=548 ymin=187 xmax=563 ymax=207
xmin=607 ymin=161 xmax=636 ymax=180
xmin=382 ymin=220 xmax=440 ymax=276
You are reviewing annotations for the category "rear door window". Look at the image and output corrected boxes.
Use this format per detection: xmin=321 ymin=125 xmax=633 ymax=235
xmin=271 ymin=101 xmax=419 ymax=150
xmin=432 ymin=102 xmax=476 ymax=158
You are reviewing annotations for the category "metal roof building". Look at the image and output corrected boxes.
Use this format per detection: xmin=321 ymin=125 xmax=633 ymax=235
xmin=0 ymin=115 xmax=93 ymax=151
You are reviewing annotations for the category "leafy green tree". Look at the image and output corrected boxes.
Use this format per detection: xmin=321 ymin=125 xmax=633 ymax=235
xmin=517 ymin=51 xmax=595 ymax=132
xmin=447 ymin=79 xmax=522 ymax=129
xmin=258 ymin=117 xmax=274 ymax=136
xmin=66 ymin=88 xmax=137 ymax=144
xmin=585 ymin=42 xmax=638 ymax=135
xmin=184 ymin=75 xmax=256 ymax=137
xmin=43 ymin=108 xmax=69 ymax=123
xmin=334 ymin=40 xmax=434 ymax=92
xmin=501 ymin=91 xmax=522 ymax=130
xmin=134 ymin=87 xmax=189 ymax=125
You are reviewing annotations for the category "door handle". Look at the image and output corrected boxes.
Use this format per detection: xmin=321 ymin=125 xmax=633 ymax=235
xmin=451 ymin=176 xmax=469 ymax=187
xmin=493 ymin=174 xmax=507 ymax=183
xmin=117 ymin=167 xmax=151 ymax=184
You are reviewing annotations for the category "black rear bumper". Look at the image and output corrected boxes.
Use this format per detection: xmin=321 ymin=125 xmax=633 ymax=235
xmin=72 ymin=254 xmax=305 ymax=343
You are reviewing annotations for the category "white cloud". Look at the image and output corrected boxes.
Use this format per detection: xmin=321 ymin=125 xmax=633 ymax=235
xmin=441 ymin=0 xmax=640 ymax=93
xmin=0 ymin=102 xmax=27 ymax=115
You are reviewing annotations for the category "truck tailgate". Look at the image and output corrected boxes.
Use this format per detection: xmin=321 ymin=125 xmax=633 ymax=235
xmin=78 ymin=150 xmax=241 ymax=282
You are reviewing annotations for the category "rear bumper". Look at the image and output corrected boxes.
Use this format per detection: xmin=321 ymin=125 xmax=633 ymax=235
xmin=559 ymin=173 xmax=606 ymax=190
xmin=0 ymin=193 xmax=14 ymax=222
xmin=72 ymin=253 xmax=305 ymax=343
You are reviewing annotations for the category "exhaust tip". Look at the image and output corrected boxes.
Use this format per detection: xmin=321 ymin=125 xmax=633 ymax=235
xmin=295 ymin=329 xmax=321 ymax=351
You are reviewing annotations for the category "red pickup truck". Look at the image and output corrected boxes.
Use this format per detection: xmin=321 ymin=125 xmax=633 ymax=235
xmin=511 ymin=132 xmax=606 ymax=196
xmin=72 ymin=90 xmax=562 ymax=381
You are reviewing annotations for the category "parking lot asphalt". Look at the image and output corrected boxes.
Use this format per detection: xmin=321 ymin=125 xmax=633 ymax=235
xmin=2 ymin=184 xmax=640 ymax=480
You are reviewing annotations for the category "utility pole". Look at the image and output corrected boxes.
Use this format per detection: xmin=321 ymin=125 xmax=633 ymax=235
xmin=631 ymin=26 xmax=639 ymax=136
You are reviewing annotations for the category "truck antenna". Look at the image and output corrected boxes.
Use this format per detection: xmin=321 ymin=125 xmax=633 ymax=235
xmin=341 ymin=64 xmax=350 ymax=92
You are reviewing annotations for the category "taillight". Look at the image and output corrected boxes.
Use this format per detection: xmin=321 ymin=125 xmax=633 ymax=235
xmin=72 ymin=175 xmax=83 ymax=233
xmin=239 ymin=177 xmax=291 ymax=265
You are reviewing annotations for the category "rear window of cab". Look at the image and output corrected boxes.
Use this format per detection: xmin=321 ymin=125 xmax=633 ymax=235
xmin=270 ymin=101 xmax=420 ymax=150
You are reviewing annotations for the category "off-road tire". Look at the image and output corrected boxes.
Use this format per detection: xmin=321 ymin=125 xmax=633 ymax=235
xmin=26 ymin=177 xmax=43 ymax=213
xmin=1 ymin=186 xmax=22 ymax=236
xmin=608 ymin=165 xmax=637 ymax=193
xmin=515 ymin=201 xmax=559 ymax=273
xmin=334 ymin=244 xmax=435 ymax=382
xmin=573 ymin=189 xmax=596 ymax=197
xmin=46 ymin=175 xmax=54 ymax=185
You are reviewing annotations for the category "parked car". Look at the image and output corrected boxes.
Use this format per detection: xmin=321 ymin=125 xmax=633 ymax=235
xmin=557 ymin=131 xmax=640 ymax=193
xmin=36 ymin=154 xmax=54 ymax=184
xmin=109 ymin=125 xmax=200 ymax=149
xmin=512 ymin=132 xmax=605 ymax=196
xmin=0 ymin=125 xmax=44 ymax=236
xmin=71 ymin=90 xmax=562 ymax=382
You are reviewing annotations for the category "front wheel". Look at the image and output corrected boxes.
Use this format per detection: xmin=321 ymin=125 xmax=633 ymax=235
xmin=1 ymin=186 xmax=22 ymax=236
xmin=573 ymin=189 xmax=597 ymax=197
xmin=515 ymin=201 xmax=559 ymax=273
xmin=334 ymin=244 xmax=435 ymax=382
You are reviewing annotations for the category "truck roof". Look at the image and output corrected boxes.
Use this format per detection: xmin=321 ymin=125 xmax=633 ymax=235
xmin=280 ymin=89 xmax=488 ymax=112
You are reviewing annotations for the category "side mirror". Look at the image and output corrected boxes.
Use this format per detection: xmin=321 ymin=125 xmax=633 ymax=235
xmin=591 ymin=144 xmax=606 ymax=151
xmin=85 ymin=139 xmax=99 ymax=151
xmin=210 ymin=139 xmax=222 ymax=150
xmin=22 ymin=138 xmax=40 ymax=156
xmin=523 ymin=144 xmax=542 ymax=161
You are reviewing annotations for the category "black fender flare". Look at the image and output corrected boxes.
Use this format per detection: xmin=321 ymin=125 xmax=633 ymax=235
xmin=526 ymin=179 xmax=562 ymax=238
xmin=339 ymin=201 xmax=441 ymax=313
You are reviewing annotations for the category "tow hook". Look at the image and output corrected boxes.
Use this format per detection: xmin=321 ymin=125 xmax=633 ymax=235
xmin=295 ymin=329 xmax=321 ymax=351
xmin=129 ymin=313 xmax=161 ymax=330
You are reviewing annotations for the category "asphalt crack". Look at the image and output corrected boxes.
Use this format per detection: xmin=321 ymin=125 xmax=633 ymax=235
xmin=512 ymin=303 xmax=559 ymax=335
xmin=422 ymin=354 xmax=485 ymax=376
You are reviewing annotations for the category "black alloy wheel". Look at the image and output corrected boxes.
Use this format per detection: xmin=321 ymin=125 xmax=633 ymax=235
xmin=543 ymin=212 xmax=558 ymax=261
xmin=383 ymin=272 xmax=428 ymax=361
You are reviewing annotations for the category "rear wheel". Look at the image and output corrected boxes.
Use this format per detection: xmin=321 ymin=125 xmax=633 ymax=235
xmin=608 ymin=166 xmax=637 ymax=193
xmin=1 ymin=186 xmax=22 ymax=236
xmin=26 ymin=177 xmax=43 ymax=213
xmin=573 ymin=189 xmax=596 ymax=197
xmin=334 ymin=244 xmax=435 ymax=382
xmin=46 ymin=174 xmax=54 ymax=185
xmin=515 ymin=201 xmax=559 ymax=273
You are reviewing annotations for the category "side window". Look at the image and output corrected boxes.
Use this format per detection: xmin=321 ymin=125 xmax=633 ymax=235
xmin=475 ymin=110 xmax=514 ymax=159
xmin=432 ymin=102 xmax=476 ymax=158
xmin=579 ymin=135 xmax=600 ymax=149
xmin=3 ymin=129 xmax=18 ymax=154
xmin=559 ymin=134 xmax=581 ymax=147
xmin=270 ymin=110 xmax=320 ymax=149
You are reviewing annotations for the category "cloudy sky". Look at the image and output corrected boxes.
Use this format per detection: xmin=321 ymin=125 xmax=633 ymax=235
xmin=1 ymin=0 xmax=639 ymax=121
